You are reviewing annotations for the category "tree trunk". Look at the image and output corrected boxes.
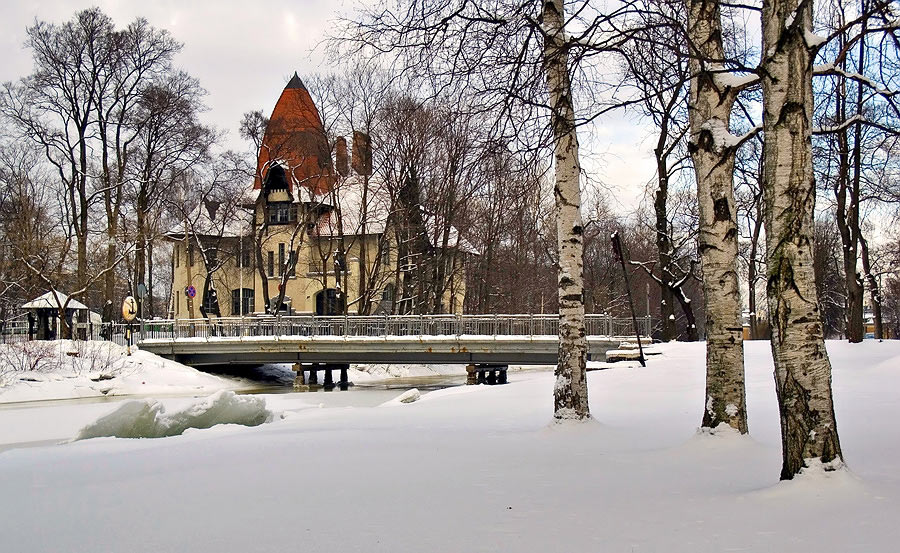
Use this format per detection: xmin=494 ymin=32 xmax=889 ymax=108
xmin=761 ymin=0 xmax=844 ymax=479
xmin=859 ymin=233 xmax=883 ymax=339
xmin=544 ymin=0 xmax=589 ymax=421
xmin=654 ymin=154 xmax=677 ymax=342
xmin=684 ymin=0 xmax=747 ymax=433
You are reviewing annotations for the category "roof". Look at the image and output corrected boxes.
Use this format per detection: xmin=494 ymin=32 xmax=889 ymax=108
xmin=285 ymin=72 xmax=306 ymax=90
xmin=22 ymin=291 xmax=90 ymax=311
xmin=254 ymin=72 xmax=333 ymax=195
xmin=165 ymin=201 xmax=253 ymax=240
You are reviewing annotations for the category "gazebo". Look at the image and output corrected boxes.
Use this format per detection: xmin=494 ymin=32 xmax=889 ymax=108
xmin=21 ymin=291 xmax=100 ymax=340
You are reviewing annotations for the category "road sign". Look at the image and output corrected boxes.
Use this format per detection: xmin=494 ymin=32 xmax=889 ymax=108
xmin=186 ymin=285 xmax=196 ymax=298
xmin=122 ymin=296 xmax=138 ymax=322
xmin=136 ymin=283 xmax=148 ymax=299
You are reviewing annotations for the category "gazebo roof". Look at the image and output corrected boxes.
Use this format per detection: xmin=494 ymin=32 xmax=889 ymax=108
xmin=22 ymin=291 xmax=89 ymax=311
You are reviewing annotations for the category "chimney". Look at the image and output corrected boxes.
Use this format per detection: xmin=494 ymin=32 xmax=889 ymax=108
xmin=336 ymin=136 xmax=349 ymax=176
xmin=351 ymin=131 xmax=372 ymax=176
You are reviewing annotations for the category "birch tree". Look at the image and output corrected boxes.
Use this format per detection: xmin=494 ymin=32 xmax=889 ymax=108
xmin=336 ymin=0 xmax=628 ymax=419
xmin=683 ymin=0 xmax=751 ymax=433
xmin=761 ymin=0 xmax=844 ymax=478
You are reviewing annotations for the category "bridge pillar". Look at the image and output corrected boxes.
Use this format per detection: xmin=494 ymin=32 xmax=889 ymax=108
xmin=477 ymin=370 xmax=486 ymax=385
xmin=292 ymin=363 xmax=306 ymax=390
xmin=339 ymin=365 xmax=349 ymax=391
xmin=487 ymin=370 xmax=497 ymax=385
xmin=308 ymin=365 xmax=319 ymax=385
xmin=498 ymin=368 xmax=508 ymax=384
xmin=466 ymin=364 xmax=477 ymax=385
xmin=324 ymin=367 xmax=334 ymax=389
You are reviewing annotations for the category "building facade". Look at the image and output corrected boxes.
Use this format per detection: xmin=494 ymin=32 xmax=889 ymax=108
xmin=169 ymin=74 xmax=473 ymax=318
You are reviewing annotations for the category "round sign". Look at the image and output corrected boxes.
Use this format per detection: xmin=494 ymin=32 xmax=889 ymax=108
xmin=122 ymin=296 xmax=138 ymax=322
xmin=186 ymin=285 xmax=196 ymax=298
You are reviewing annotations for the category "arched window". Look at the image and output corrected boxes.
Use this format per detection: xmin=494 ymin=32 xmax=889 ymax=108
xmin=315 ymin=288 xmax=345 ymax=316
xmin=264 ymin=164 xmax=288 ymax=191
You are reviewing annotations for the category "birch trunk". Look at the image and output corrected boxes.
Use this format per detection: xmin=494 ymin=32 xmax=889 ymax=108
xmin=761 ymin=0 xmax=843 ymax=479
xmin=543 ymin=0 xmax=589 ymax=420
xmin=684 ymin=0 xmax=747 ymax=433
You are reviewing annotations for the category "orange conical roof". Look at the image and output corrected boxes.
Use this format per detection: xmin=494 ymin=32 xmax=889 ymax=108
xmin=254 ymin=73 xmax=333 ymax=195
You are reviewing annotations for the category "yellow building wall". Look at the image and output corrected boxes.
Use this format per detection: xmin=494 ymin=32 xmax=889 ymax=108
xmin=170 ymin=221 xmax=468 ymax=318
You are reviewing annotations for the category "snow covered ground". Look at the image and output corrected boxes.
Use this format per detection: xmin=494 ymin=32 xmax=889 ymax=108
xmin=0 ymin=340 xmax=243 ymax=404
xmin=1 ymin=340 xmax=899 ymax=552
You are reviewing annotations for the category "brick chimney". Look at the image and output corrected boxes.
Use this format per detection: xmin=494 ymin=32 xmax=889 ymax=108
xmin=351 ymin=131 xmax=372 ymax=176
xmin=336 ymin=136 xmax=349 ymax=176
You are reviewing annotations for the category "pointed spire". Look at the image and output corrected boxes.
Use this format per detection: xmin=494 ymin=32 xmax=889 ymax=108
xmin=285 ymin=72 xmax=306 ymax=90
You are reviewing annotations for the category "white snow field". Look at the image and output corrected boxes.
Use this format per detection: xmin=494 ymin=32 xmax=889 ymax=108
xmin=1 ymin=340 xmax=899 ymax=552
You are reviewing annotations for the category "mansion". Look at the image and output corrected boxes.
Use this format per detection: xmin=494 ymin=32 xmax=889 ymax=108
xmin=168 ymin=74 xmax=474 ymax=318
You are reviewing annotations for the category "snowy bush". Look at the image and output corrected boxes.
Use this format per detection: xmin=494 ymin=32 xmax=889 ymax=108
xmin=0 ymin=341 xmax=61 ymax=383
xmin=65 ymin=340 xmax=127 ymax=377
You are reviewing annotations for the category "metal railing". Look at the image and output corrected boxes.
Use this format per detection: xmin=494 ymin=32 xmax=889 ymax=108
xmin=94 ymin=314 xmax=652 ymax=344
xmin=0 ymin=320 xmax=106 ymax=345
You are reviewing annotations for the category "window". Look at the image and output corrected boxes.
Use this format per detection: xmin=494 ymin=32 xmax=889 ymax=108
xmin=240 ymin=242 xmax=251 ymax=269
xmin=175 ymin=245 xmax=180 ymax=268
xmin=188 ymin=244 xmax=194 ymax=266
xmin=267 ymin=203 xmax=293 ymax=224
xmin=264 ymin=165 xmax=288 ymax=191
xmin=202 ymin=287 xmax=219 ymax=312
xmin=267 ymin=251 xmax=274 ymax=278
xmin=231 ymin=289 xmax=255 ymax=315
xmin=278 ymin=243 xmax=285 ymax=277
xmin=382 ymin=284 xmax=395 ymax=302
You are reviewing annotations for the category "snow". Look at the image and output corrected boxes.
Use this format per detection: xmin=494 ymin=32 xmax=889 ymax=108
xmin=712 ymin=71 xmax=758 ymax=90
xmin=804 ymin=30 xmax=827 ymax=48
xmin=72 ymin=391 xmax=274 ymax=440
xmin=0 ymin=340 xmax=242 ymax=404
xmin=381 ymin=388 xmax=421 ymax=405
xmin=1 ymin=340 xmax=900 ymax=552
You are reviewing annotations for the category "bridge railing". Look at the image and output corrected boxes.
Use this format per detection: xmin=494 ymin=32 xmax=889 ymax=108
xmin=108 ymin=314 xmax=652 ymax=344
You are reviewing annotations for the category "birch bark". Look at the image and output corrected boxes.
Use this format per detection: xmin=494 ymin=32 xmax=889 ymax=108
xmin=684 ymin=0 xmax=747 ymax=432
xmin=543 ymin=0 xmax=589 ymax=420
xmin=761 ymin=0 xmax=844 ymax=479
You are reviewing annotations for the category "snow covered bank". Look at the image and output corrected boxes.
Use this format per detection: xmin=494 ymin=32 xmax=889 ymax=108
xmin=0 ymin=340 xmax=241 ymax=403
xmin=72 ymin=391 xmax=274 ymax=440
xmin=0 ymin=340 xmax=899 ymax=552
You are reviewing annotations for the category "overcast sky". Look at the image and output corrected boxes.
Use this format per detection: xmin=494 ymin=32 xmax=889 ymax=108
xmin=0 ymin=0 xmax=655 ymax=213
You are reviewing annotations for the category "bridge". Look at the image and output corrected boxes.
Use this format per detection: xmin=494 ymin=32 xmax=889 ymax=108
xmin=128 ymin=314 xmax=652 ymax=367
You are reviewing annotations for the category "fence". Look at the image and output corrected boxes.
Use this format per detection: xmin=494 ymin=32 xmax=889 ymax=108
xmin=105 ymin=314 xmax=652 ymax=343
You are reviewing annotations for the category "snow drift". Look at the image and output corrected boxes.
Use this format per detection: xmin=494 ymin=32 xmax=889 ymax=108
xmin=72 ymin=391 xmax=274 ymax=440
